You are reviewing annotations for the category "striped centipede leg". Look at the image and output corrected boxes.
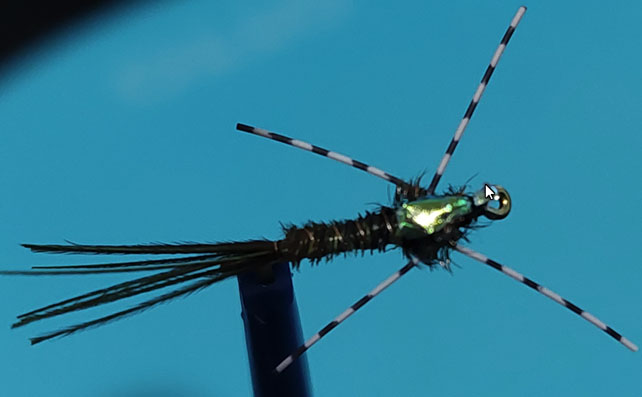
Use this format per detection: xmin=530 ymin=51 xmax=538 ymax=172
xmin=275 ymin=258 xmax=418 ymax=373
xmin=426 ymin=6 xmax=527 ymax=195
xmin=236 ymin=123 xmax=409 ymax=189
xmin=454 ymin=244 xmax=638 ymax=352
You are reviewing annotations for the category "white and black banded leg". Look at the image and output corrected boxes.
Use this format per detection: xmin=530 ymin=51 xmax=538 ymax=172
xmin=454 ymin=244 xmax=638 ymax=352
xmin=426 ymin=6 xmax=527 ymax=195
xmin=236 ymin=123 xmax=409 ymax=188
xmin=275 ymin=258 xmax=418 ymax=373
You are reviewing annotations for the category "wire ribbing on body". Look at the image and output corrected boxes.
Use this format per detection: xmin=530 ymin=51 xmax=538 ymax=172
xmin=279 ymin=207 xmax=399 ymax=267
xmin=426 ymin=6 xmax=527 ymax=195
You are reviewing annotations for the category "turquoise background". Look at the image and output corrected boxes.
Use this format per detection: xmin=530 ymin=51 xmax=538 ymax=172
xmin=1 ymin=1 xmax=640 ymax=395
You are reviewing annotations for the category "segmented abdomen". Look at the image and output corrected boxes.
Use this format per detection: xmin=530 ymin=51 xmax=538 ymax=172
xmin=278 ymin=207 xmax=399 ymax=267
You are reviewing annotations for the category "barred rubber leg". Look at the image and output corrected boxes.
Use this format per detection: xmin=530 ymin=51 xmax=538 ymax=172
xmin=236 ymin=123 xmax=408 ymax=188
xmin=275 ymin=259 xmax=418 ymax=373
xmin=426 ymin=6 xmax=527 ymax=195
xmin=454 ymin=244 xmax=638 ymax=352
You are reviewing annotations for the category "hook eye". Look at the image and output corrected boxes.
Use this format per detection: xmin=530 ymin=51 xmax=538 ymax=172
xmin=484 ymin=185 xmax=511 ymax=220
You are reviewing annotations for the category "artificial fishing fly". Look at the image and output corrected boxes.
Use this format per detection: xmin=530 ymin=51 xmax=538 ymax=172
xmin=3 ymin=5 xmax=637 ymax=374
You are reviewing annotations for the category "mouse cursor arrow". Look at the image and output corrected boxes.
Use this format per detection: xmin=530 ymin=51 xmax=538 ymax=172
xmin=484 ymin=184 xmax=495 ymax=200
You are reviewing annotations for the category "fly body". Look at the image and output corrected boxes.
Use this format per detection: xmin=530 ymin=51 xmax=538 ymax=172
xmin=3 ymin=5 xmax=637 ymax=375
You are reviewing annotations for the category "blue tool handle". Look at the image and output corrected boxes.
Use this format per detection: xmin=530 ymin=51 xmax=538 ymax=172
xmin=237 ymin=262 xmax=312 ymax=397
